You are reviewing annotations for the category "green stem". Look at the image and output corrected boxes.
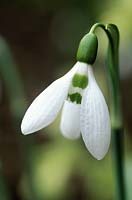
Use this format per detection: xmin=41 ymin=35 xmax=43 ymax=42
xmin=90 ymin=23 xmax=126 ymax=200
xmin=106 ymin=24 xmax=126 ymax=200
xmin=112 ymin=128 xmax=125 ymax=200
xmin=89 ymin=22 xmax=106 ymax=33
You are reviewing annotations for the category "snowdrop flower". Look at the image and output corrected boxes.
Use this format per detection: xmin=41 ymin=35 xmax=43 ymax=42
xmin=21 ymin=61 xmax=111 ymax=160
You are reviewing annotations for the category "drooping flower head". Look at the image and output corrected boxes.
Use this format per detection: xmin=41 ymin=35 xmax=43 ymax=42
xmin=21 ymin=32 xmax=111 ymax=160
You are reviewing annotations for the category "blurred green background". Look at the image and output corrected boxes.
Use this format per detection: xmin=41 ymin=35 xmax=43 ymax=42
xmin=0 ymin=0 xmax=132 ymax=199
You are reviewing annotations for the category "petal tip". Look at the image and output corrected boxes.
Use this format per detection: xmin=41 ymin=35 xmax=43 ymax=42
xmin=21 ymin=123 xmax=30 ymax=135
xmin=93 ymin=153 xmax=106 ymax=161
xmin=21 ymin=118 xmax=34 ymax=135
xmin=60 ymin=126 xmax=80 ymax=140
xmin=87 ymin=143 xmax=110 ymax=160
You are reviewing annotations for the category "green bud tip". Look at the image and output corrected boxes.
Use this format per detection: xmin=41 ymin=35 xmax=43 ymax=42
xmin=76 ymin=33 xmax=98 ymax=65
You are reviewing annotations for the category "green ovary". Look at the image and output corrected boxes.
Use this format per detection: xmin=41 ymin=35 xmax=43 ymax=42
xmin=72 ymin=73 xmax=88 ymax=89
xmin=68 ymin=92 xmax=82 ymax=104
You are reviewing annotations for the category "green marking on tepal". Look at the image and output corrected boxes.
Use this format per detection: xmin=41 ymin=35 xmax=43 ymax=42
xmin=68 ymin=92 xmax=82 ymax=104
xmin=72 ymin=73 xmax=88 ymax=89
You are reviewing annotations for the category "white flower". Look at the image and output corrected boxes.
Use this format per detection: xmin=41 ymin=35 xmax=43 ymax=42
xmin=21 ymin=62 xmax=111 ymax=160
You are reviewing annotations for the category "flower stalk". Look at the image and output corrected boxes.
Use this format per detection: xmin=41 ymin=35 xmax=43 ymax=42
xmin=90 ymin=23 xmax=125 ymax=200
xmin=106 ymin=24 xmax=125 ymax=200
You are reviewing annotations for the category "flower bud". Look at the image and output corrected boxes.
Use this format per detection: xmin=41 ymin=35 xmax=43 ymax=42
xmin=77 ymin=33 xmax=98 ymax=64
